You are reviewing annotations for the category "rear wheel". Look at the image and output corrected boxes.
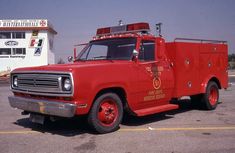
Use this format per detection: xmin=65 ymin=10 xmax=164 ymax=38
xmin=202 ymin=81 xmax=219 ymax=110
xmin=88 ymin=93 xmax=123 ymax=134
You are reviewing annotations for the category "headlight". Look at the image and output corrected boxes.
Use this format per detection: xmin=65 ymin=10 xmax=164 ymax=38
xmin=63 ymin=78 xmax=71 ymax=91
xmin=13 ymin=76 xmax=18 ymax=87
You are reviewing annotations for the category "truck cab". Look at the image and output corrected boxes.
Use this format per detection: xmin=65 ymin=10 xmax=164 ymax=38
xmin=8 ymin=22 xmax=228 ymax=133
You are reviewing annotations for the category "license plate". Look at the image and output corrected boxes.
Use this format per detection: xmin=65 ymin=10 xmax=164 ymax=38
xmin=29 ymin=114 xmax=45 ymax=124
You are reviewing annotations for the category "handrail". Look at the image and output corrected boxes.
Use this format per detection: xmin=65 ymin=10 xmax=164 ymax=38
xmin=174 ymin=38 xmax=227 ymax=44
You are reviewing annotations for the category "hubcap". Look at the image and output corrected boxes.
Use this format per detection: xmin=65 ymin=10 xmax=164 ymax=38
xmin=209 ymin=86 xmax=218 ymax=106
xmin=98 ymin=99 xmax=118 ymax=126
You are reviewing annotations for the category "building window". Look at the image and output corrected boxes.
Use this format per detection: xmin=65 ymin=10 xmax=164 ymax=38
xmin=0 ymin=32 xmax=25 ymax=39
xmin=0 ymin=32 xmax=11 ymax=39
xmin=12 ymin=32 xmax=25 ymax=39
xmin=12 ymin=48 xmax=26 ymax=55
xmin=0 ymin=48 xmax=26 ymax=55
xmin=0 ymin=48 xmax=11 ymax=55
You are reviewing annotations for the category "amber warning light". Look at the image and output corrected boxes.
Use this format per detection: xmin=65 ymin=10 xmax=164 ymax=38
xmin=96 ymin=22 xmax=150 ymax=36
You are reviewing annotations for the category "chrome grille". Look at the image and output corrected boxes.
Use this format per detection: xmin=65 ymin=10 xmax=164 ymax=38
xmin=11 ymin=72 xmax=73 ymax=96
xmin=17 ymin=74 xmax=59 ymax=88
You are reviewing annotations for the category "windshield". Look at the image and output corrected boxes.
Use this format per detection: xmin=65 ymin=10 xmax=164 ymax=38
xmin=76 ymin=38 xmax=136 ymax=61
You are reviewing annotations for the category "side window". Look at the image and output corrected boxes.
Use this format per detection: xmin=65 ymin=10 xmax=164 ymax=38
xmin=139 ymin=40 xmax=155 ymax=61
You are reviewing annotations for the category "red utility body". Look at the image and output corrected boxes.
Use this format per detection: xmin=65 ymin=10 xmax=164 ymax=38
xmin=8 ymin=22 xmax=228 ymax=133
xmin=166 ymin=39 xmax=228 ymax=97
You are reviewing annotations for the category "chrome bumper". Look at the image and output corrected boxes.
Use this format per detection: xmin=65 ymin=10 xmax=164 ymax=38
xmin=8 ymin=96 xmax=77 ymax=117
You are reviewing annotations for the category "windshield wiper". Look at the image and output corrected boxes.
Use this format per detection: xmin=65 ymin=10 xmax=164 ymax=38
xmin=75 ymin=58 xmax=86 ymax=62
xmin=93 ymin=56 xmax=111 ymax=59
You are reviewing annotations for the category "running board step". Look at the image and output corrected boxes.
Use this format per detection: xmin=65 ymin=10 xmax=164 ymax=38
xmin=134 ymin=104 xmax=179 ymax=116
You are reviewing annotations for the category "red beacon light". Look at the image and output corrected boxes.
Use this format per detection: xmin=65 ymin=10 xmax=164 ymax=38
xmin=96 ymin=22 xmax=150 ymax=36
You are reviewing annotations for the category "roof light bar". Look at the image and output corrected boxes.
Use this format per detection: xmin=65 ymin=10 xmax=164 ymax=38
xmin=96 ymin=22 xmax=150 ymax=36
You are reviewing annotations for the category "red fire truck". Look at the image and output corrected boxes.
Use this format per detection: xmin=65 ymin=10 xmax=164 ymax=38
xmin=8 ymin=22 xmax=228 ymax=133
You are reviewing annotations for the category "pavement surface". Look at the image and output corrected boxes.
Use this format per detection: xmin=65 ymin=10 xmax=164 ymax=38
xmin=0 ymin=77 xmax=235 ymax=153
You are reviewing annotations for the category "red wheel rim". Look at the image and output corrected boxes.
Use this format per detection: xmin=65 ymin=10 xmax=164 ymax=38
xmin=97 ymin=99 xmax=119 ymax=127
xmin=209 ymin=86 xmax=218 ymax=105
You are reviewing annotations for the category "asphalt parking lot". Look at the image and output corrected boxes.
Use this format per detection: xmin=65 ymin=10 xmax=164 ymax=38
xmin=0 ymin=79 xmax=235 ymax=153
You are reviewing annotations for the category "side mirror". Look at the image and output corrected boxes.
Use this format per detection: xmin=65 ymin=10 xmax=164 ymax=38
xmin=68 ymin=56 xmax=73 ymax=62
xmin=132 ymin=49 xmax=139 ymax=62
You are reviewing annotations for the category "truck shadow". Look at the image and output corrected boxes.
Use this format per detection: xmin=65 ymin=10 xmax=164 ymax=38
xmin=14 ymin=116 xmax=93 ymax=136
xmin=15 ymin=99 xmax=199 ymax=136
xmin=122 ymin=99 xmax=194 ymax=126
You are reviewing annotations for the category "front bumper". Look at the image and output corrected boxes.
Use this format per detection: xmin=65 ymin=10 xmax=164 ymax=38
xmin=8 ymin=96 xmax=77 ymax=117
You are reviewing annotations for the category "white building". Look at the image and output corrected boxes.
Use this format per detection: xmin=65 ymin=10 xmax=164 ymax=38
xmin=0 ymin=19 xmax=57 ymax=72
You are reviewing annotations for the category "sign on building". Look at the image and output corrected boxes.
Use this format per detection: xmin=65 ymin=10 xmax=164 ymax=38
xmin=0 ymin=19 xmax=57 ymax=72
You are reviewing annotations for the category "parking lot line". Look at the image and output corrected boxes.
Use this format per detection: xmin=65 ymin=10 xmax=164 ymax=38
xmin=119 ymin=126 xmax=235 ymax=132
xmin=0 ymin=130 xmax=40 ymax=135
xmin=1 ymin=126 xmax=235 ymax=135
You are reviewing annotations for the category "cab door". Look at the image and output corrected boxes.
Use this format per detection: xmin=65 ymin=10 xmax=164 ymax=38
xmin=135 ymin=38 xmax=173 ymax=110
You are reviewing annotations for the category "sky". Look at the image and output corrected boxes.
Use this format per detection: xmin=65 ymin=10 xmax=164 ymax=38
xmin=0 ymin=0 xmax=235 ymax=63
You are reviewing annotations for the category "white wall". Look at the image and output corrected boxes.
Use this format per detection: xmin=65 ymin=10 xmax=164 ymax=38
xmin=47 ymin=32 xmax=55 ymax=64
xmin=0 ymin=30 xmax=55 ymax=72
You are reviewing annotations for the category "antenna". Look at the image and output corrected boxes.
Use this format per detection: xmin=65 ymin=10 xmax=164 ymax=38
xmin=156 ymin=23 xmax=162 ymax=37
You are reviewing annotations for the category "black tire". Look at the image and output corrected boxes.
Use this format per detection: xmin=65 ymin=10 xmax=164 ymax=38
xmin=201 ymin=81 xmax=219 ymax=110
xmin=190 ymin=94 xmax=203 ymax=108
xmin=88 ymin=93 xmax=123 ymax=134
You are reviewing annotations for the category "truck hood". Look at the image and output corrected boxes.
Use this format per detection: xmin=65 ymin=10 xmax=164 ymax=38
xmin=12 ymin=60 xmax=132 ymax=73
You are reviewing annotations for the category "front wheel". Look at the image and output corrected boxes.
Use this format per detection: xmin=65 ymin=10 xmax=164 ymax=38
xmin=88 ymin=93 xmax=123 ymax=134
xmin=202 ymin=81 xmax=219 ymax=110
